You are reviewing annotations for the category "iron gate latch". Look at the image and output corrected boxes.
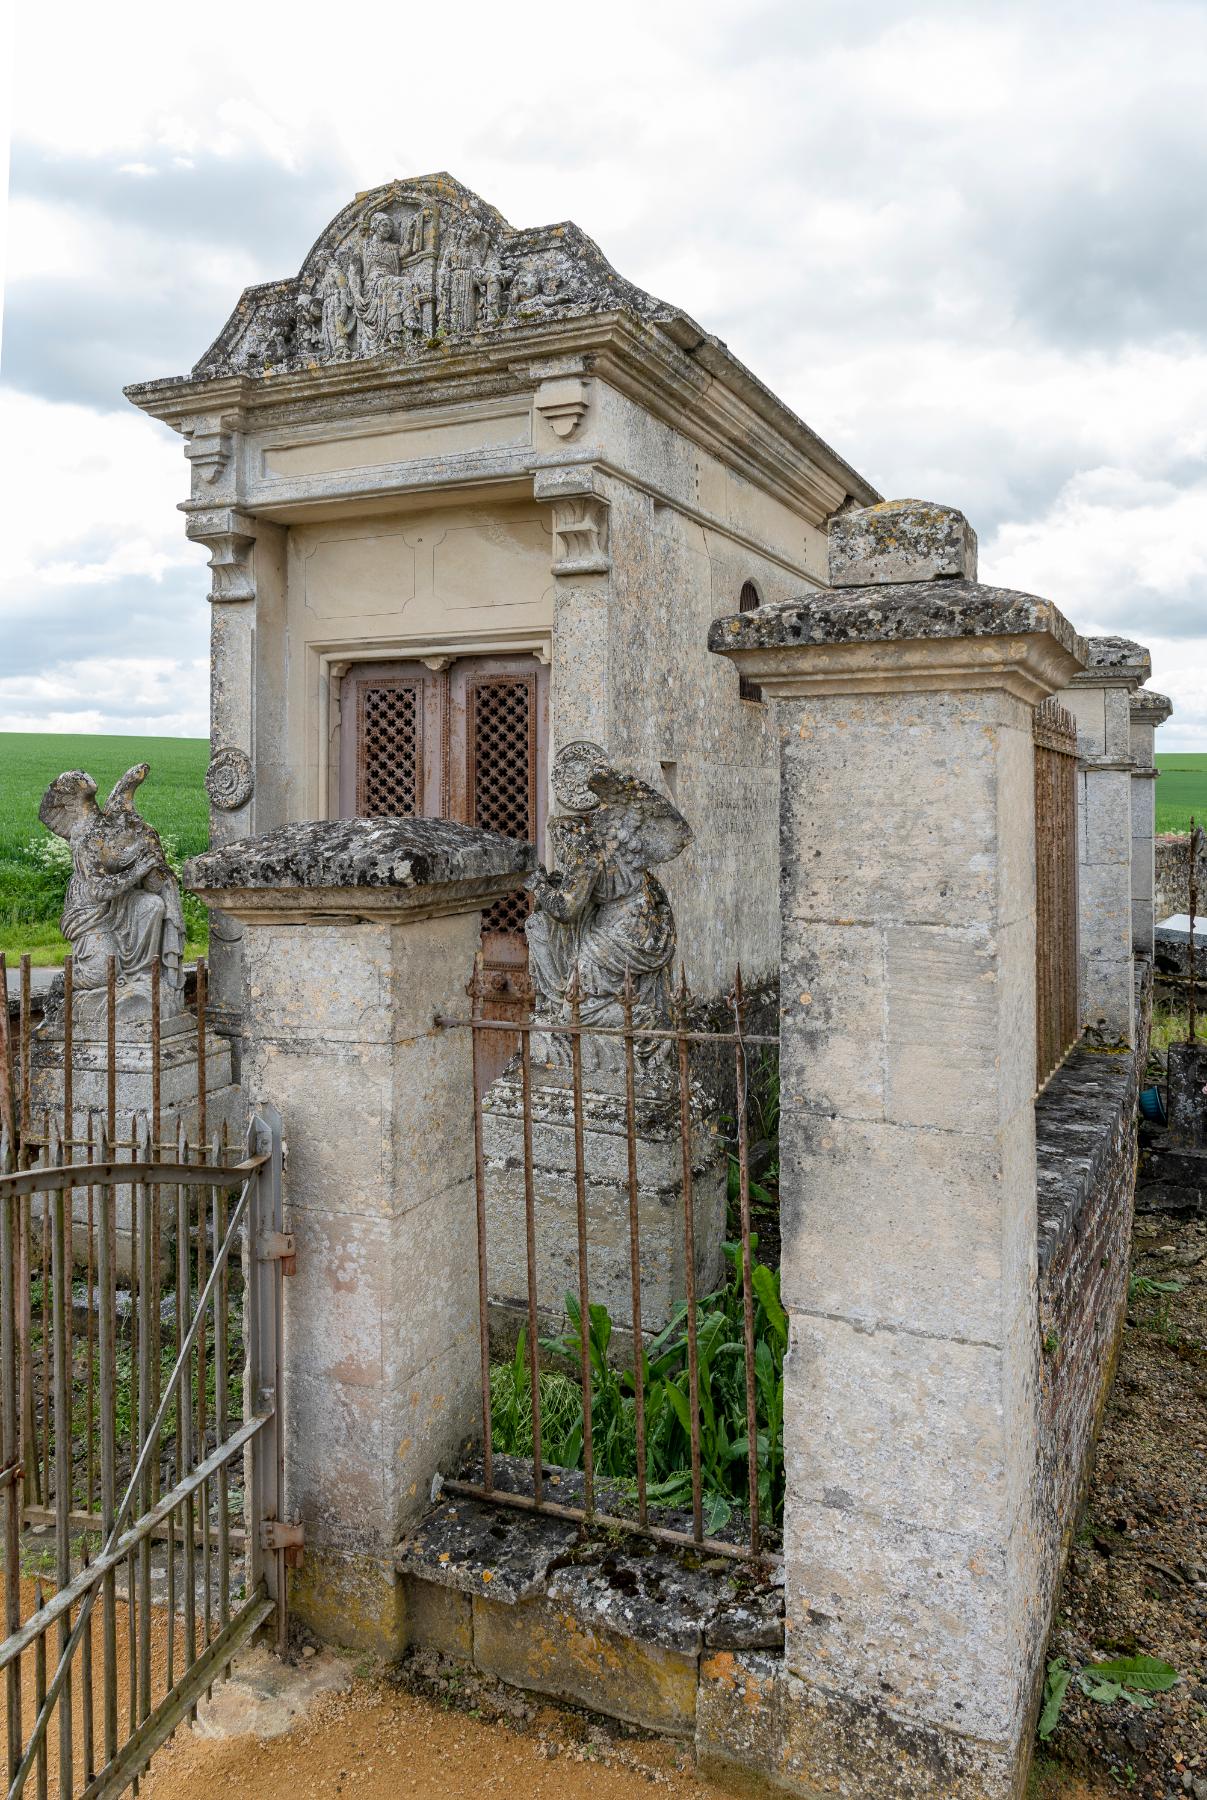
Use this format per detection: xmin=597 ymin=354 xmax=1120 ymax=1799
xmin=256 ymin=1231 xmax=296 ymax=1276
xmin=260 ymin=1518 xmax=305 ymax=1568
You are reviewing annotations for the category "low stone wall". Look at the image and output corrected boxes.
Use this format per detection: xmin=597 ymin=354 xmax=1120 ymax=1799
xmin=1034 ymin=968 xmax=1151 ymax=1576
xmin=1156 ymin=832 xmax=1207 ymax=922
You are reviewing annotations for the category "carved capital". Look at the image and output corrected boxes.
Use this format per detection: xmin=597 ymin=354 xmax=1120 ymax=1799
xmin=186 ymin=508 xmax=257 ymax=604
xmin=535 ymin=376 xmax=591 ymax=441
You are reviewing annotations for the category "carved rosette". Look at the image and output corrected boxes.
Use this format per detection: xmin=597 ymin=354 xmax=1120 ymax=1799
xmin=205 ymin=748 xmax=254 ymax=812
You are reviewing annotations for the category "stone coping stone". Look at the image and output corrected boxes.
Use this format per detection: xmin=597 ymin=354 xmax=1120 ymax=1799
xmin=396 ymin=1455 xmax=783 ymax=1652
xmin=1035 ymin=1043 xmax=1138 ymax=1280
xmin=184 ymin=816 xmax=534 ymax=893
xmin=1072 ymin=635 xmax=1152 ymax=685
xmin=707 ymin=579 xmax=1084 ymax=661
xmin=1131 ymin=688 xmax=1174 ymax=722
xmin=1156 ymin=915 xmax=1207 ymax=945
xmin=828 ymin=499 xmax=977 ymax=587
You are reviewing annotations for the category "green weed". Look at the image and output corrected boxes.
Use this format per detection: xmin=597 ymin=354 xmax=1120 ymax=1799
xmin=491 ymin=1239 xmax=787 ymax=1532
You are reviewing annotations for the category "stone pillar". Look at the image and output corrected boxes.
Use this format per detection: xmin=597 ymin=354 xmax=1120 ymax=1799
xmin=1058 ymin=637 xmax=1151 ymax=1046
xmin=1129 ymin=689 xmax=1174 ymax=953
xmin=709 ymin=500 xmax=1085 ymax=1799
xmin=186 ymin=817 xmax=534 ymax=1651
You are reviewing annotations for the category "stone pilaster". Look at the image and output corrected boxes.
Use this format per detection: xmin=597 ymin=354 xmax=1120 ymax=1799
xmin=1129 ymin=689 xmax=1174 ymax=955
xmin=709 ymin=500 xmax=1086 ymax=1800
xmin=185 ymin=817 xmax=535 ymax=1652
xmin=1058 ymin=637 xmax=1151 ymax=1046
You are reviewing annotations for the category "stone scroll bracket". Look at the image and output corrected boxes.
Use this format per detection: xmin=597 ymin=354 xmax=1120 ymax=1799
xmin=186 ymin=507 xmax=257 ymax=605
xmin=534 ymin=465 xmax=611 ymax=576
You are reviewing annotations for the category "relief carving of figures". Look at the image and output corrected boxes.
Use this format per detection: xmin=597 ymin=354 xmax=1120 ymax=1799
xmin=525 ymin=742 xmax=691 ymax=1075
xmin=38 ymin=765 xmax=187 ymax=1032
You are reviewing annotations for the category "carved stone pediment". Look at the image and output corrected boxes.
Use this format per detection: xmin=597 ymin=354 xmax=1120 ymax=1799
xmin=191 ymin=173 xmax=671 ymax=381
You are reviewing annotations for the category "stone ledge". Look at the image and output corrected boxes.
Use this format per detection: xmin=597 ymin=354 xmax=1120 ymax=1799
xmin=1035 ymin=1043 xmax=1140 ymax=1281
xmin=1069 ymin=634 xmax=1151 ymax=688
xmin=1131 ymin=688 xmax=1174 ymax=723
xmin=708 ymin=579 xmax=1083 ymax=659
xmin=185 ymin=817 xmax=535 ymax=924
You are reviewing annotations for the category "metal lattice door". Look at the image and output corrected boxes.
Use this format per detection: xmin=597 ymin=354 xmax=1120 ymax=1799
xmin=340 ymin=656 xmax=548 ymax=1083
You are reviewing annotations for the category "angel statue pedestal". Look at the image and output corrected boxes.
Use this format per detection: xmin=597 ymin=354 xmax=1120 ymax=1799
xmin=482 ymin=744 xmax=728 ymax=1355
xmin=28 ymin=765 xmax=243 ymax=1278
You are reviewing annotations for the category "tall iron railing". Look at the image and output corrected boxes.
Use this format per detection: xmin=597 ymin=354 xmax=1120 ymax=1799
xmin=437 ymin=962 xmax=779 ymax=1563
xmin=1033 ymin=699 xmax=1081 ymax=1088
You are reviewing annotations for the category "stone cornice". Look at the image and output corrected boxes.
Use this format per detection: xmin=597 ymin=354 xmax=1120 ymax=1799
xmin=708 ymin=580 xmax=1086 ymax=705
xmin=1130 ymin=689 xmax=1174 ymax=725
xmin=125 ymin=311 xmax=877 ymax=528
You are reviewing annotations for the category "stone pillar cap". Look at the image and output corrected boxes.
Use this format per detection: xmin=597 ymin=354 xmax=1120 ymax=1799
xmin=828 ymin=499 xmax=977 ymax=587
xmin=1130 ymin=688 xmax=1174 ymax=724
xmin=184 ymin=817 xmax=535 ymax=925
xmin=708 ymin=579 xmax=1086 ymax=705
xmin=1068 ymin=635 xmax=1152 ymax=689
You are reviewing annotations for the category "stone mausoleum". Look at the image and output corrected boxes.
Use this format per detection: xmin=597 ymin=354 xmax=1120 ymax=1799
xmin=126 ymin=173 xmax=878 ymax=1065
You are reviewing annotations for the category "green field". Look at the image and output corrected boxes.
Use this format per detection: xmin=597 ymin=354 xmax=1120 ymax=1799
xmin=0 ymin=733 xmax=210 ymax=967
xmin=1155 ymin=754 xmax=1207 ymax=834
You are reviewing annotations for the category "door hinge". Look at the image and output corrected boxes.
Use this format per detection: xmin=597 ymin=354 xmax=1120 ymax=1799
xmin=257 ymin=1231 xmax=296 ymax=1275
xmin=260 ymin=1518 xmax=305 ymax=1567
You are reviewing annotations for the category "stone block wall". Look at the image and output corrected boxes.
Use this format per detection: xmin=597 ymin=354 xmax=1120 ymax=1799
xmin=1034 ymin=966 xmax=1151 ymax=1573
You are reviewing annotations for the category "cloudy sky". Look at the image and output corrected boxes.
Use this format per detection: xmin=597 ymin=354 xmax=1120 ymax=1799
xmin=1 ymin=0 xmax=1204 ymax=745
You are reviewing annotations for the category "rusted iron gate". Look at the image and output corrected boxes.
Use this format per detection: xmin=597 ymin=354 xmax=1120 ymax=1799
xmin=0 ymin=954 xmax=291 ymax=1797
xmin=438 ymin=964 xmax=778 ymax=1563
xmin=1034 ymin=698 xmax=1081 ymax=1088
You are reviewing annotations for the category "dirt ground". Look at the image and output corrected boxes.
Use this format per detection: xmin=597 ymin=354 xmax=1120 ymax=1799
xmin=141 ymin=1665 xmax=744 ymax=1799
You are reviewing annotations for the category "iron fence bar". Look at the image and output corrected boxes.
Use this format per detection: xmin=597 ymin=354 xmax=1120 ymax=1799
xmin=442 ymin=1479 xmax=751 ymax=1561
xmin=733 ymin=969 xmax=761 ymax=1557
xmin=97 ymin=1124 xmax=117 ymax=1770
xmin=214 ymin=1130 xmax=231 ymax=1636
xmin=675 ymin=972 xmax=704 ymax=1545
xmin=0 ymin=1157 xmax=268 ymax=1200
xmin=568 ymin=976 xmax=594 ymax=1518
xmin=86 ymin=1119 xmax=96 ymax=1516
xmin=1 ymin=1154 xmax=22 ymax=1783
xmin=50 ymin=1167 xmax=74 ymax=1795
xmin=137 ymin=1138 xmax=154 ymax=1729
xmin=469 ymin=964 xmax=494 ymax=1495
xmin=245 ymin=1108 xmax=287 ymax=1659
xmin=18 ymin=960 xmax=31 ymax=1152
xmin=40 ymin=1131 xmax=51 ymax=1511
xmin=8 ymin=1162 xmax=262 ymax=1795
xmin=621 ymin=975 xmax=647 ymax=1528
xmin=176 ymin=1133 xmax=196 ymax=1690
xmin=80 ymin=1549 xmax=95 ymax=1787
xmin=32 ymin=1582 xmax=46 ymax=1800
xmin=435 ymin=1013 xmax=777 ymax=1046
xmin=518 ymin=1026 xmax=542 ymax=1505
xmin=17 ymin=1505 xmax=244 ymax=1550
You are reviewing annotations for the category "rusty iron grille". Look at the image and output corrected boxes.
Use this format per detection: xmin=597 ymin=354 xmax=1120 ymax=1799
xmin=1034 ymin=698 xmax=1080 ymax=1088
xmin=737 ymin=581 xmax=762 ymax=703
xmin=357 ymin=680 xmax=421 ymax=816
xmin=0 ymin=954 xmax=291 ymax=1798
xmin=437 ymin=965 xmax=778 ymax=1564
xmin=469 ymin=676 xmax=535 ymax=936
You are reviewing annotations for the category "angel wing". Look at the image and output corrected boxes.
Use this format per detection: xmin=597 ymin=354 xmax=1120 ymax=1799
xmin=587 ymin=767 xmax=692 ymax=867
xmin=103 ymin=762 xmax=152 ymax=818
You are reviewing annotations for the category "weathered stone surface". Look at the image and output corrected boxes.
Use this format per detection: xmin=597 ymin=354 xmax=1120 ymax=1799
xmin=708 ymin=577 xmax=1083 ymax=658
xmin=1167 ymin=1040 xmax=1207 ymax=1149
xmin=191 ymin=1643 xmax=351 ymax=1741
xmin=1035 ymin=1045 xmax=1138 ymax=1279
xmin=1131 ymin=687 xmax=1174 ymax=723
xmin=396 ymin=1495 xmax=578 ymax=1606
xmin=1154 ymin=913 xmax=1207 ymax=979
xmin=1070 ymin=633 xmax=1152 ymax=687
xmin=828 ymin=498 xmax=978 ymax=586
xmin=185 ymin=815 xmax=533 ymax=894
xmin=473 ymin=1590 xmax=698 ymax=1735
